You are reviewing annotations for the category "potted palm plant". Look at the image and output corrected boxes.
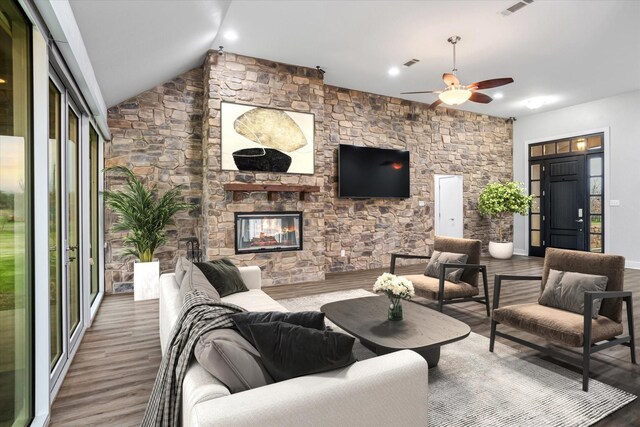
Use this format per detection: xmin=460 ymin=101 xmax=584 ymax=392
xmin=105 ymin=166 xmax=195 ymax=301
xmin=478 ymin=181 xmax=532 ymax=259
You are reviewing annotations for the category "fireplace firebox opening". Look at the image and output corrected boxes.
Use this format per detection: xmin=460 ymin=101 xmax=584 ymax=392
xmin=234 ymin=211 xmax=303 ymax=254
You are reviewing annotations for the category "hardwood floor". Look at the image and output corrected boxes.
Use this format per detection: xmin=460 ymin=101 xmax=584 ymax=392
xmin=49 ymin=256 xmax=640 ymax=426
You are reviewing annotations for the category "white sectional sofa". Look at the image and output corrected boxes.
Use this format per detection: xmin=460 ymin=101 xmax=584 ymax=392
xmin=159 ymin=266 xmax=429 ymax=427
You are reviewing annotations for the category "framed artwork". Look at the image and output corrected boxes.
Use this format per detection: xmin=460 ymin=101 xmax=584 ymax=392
xmin=221 ymin=102 xmax=315 ymax=174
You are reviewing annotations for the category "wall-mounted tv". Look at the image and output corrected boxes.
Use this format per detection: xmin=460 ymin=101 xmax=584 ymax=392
xmin=338 ymin=144 xmax=410 ymax=198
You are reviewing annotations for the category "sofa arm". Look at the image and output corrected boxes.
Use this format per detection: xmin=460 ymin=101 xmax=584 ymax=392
xmin=190 ymin=350 xmax=428 ymax=427
xmin=238 ymin=266 xmax=261 ymax=290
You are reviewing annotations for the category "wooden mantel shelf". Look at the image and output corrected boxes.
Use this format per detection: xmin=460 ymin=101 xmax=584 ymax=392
xmin=223 ymin=183 xmax=321 ymax=201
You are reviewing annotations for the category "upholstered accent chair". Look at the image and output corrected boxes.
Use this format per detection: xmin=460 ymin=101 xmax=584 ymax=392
xmin=490 ymin=248 xmax=636 ymax=391
xmin=390 ymin=236 xmax=490 ymax=315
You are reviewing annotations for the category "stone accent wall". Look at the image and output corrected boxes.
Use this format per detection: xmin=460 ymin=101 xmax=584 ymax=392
xmin=200 ymin=52 xmax=326 ymax=286
xmin=103 ymin=51 xmax=512 ymax=292
xmin=323 ymin=87 xmax=513 ymax=272
xmin=104 ymin=68 xmax=203 ymax=292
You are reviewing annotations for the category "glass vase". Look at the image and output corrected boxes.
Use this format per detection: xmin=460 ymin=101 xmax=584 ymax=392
xmin=388 ymin=296 xmax=403 ymax=321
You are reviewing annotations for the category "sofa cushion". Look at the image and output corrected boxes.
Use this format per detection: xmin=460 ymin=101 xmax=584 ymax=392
xmin=180 ymin=264 xmax=221 ymax=302
xmin=231 ymin=311 xmax=325 ymax=347
xmin=194 ymin=329 xmax=274 ymax=393
xmin=175 ymin=257 xmax=193 ymax=285
xmin=404 ymin=274 xmax=478 ymax=300
xmin=424 ymin=251 xmax=468 ymax=283
xmin=493 ymin=303 xmax=623 ymax=347
xmin=222 ymin=289 xmax=285 ymax=312
xmin=248 ymin=321 xmax=356 ymax=382
xmin=195 ymin=259 xmax=249 ymax=297
xmin=539 ymin=269 xmax=608 ymax=318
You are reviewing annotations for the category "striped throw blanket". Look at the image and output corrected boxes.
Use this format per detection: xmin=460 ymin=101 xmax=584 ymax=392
xmin=141 ymin=290 xmax=245 ymax=427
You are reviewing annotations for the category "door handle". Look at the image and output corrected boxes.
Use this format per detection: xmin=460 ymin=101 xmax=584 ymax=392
xmin=575 ymin=219 xmax=584 ymax=223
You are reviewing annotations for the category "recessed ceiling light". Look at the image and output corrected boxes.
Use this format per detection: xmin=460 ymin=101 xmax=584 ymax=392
xmin=223 ymin=30 xmax=238 ymax=41
xmin=493 ymin=92 xmax=504 ymax=99
xmin=388 ymin=67 xmax=400 ymax=76
xmin=525 ymin=97 xmax=547 ymax=110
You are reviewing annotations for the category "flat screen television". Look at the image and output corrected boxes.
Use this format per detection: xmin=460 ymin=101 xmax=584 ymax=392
xmin=338 ymin=144 xmax=410 ymax=198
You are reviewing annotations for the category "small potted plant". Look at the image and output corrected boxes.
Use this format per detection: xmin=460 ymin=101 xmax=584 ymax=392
xmin=478 ymin=181 xmax=532 ymax=259
xmin=105 ymin=166 xmax=195 ymax=301
xmin=373 ymin=273 xmax=415 ymax=321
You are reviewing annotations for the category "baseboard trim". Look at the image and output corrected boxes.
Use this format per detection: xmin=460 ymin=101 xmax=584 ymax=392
xmin=513 ymin=249 xmax=527 ymax=256
xmin=625 ymin=260 xmax=640 ymax=270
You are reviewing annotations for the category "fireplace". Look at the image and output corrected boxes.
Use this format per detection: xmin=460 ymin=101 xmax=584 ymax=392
xmin=235 ymin=211 xmax=303 ymax=254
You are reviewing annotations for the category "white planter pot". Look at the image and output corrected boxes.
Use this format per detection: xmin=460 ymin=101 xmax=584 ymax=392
xmin=488 ymin=242 xmax=514 ymax=260
xmin=134 ymin=260 xmax=160 ymax=301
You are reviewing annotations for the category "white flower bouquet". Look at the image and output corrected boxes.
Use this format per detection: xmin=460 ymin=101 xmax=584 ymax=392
xmin=373 ymin=273 xmax=415 ymax=300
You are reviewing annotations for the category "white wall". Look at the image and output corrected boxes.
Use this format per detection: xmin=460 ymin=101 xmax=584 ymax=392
xmin=513 ymin=90 xmax=640 ymax=268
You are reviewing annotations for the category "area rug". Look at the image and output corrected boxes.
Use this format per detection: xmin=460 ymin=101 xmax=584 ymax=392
xmin=277 ymin=289 xmax=636 ymax=427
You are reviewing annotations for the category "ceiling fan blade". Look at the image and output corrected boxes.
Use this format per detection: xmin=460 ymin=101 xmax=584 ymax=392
xmin=400 ymin=90 xmax=441 ymax=95
xmin=443 ymin=73 xmax=459 ymax=87
xmin=428 ymin=99 xmax=443 ymax=109
xmin=467 ymin=77 xmax=514 ymax=90
xmin=469 ymin=92 xmax=493 ymax=104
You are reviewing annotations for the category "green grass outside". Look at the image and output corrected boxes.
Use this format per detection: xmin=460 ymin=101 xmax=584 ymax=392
xmin=0 ymin=221 xmax=25 ymax=311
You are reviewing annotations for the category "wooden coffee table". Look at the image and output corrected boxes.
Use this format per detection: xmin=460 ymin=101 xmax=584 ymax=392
xmin=321 ymin=295 xmax=470 ymax=367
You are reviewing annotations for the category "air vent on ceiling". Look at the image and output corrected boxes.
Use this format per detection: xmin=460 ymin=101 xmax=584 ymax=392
xmin=500 ymin=0 xmax=534 ymax=16
xmin=403 ymin=59 xmax=420 ymax=67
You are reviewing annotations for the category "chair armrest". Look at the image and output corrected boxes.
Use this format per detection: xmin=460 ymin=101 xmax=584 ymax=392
xmin=584 ymin=290 xmax=632 ymax=300
xmin=583 ymin=290 xmax=633 ymax=320
xmin=190 ymin=350 xmax=428 ymax=427
xmin=389 ymin=253 xmax=431 ymax=274
xmin=440 ymin=263 xmax=487 ymax=271
xmin=493 ymin=275 xmax=542 ymax=310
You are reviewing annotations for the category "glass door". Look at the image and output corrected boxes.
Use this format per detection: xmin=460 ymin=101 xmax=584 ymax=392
xmin=0 ymin=1 xmax=32 ymax=425
xmin=48 ymin=79 xmax=64 ymax=375
xmin=49 ymin=72 xmax=85 ymax=385
xmin=89 ymin=125 xmax=99 ymax=303
xmin=67 ymin=104 xmax=81 ymax=341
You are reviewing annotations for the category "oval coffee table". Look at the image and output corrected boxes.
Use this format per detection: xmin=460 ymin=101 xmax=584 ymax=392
xmin=321 ymin=295 xmax=470 ymax=368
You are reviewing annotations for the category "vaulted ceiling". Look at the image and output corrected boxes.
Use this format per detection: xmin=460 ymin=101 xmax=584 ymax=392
xmin=70 ymin=1 xmax=640 ymax=117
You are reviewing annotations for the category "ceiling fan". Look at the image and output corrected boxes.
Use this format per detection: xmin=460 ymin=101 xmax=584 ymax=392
xmin=402 ymin=36 xmax=514 ymax=109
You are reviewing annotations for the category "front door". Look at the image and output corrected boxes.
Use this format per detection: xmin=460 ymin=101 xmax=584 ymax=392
xmin=528 ymin=133 xmax=604 ymax=256
xmin=544 ymin=156 xmax=585 ymax=250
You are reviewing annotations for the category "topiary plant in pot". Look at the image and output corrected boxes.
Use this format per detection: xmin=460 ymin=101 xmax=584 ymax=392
xmin=478 ymin=181 xmax=532 ymax=259
xmin=105 ymin=166 xmax=195 ymax=300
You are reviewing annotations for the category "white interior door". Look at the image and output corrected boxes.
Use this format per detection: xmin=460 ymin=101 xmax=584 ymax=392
xmin=435 ymin=175 xmax=464 ymax=238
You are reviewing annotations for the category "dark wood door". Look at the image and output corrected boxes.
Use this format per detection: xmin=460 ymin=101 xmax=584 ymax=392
xmin=544 ymin=156 xmax=586 ymax=250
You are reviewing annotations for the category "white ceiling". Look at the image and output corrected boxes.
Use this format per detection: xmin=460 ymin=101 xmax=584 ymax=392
xmin=70 ymin=1 xmax=640 ymax=117
xmin=69 ymin=0 xmax=231 ymax=107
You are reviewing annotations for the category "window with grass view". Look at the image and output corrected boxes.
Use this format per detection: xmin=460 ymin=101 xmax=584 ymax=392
xmin=0 ymin=1 xmax=32 ymax=425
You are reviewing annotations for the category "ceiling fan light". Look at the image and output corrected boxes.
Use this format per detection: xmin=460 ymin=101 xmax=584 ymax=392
xmin=438 ymin=86 xmax=472 ymax=105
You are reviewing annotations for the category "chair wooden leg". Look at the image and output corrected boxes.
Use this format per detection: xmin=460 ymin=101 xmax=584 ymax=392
xmin=489 ymin=320 xmax=497 ymax=352
xmin=482 ymin=269 xmax=490 ymax=317
xmin=583 ymin=312 xmax=592 ymax=392
xmin=582 ymin=351 xmax=590 ymax=392
xmin=627 ymin=297 xmax=637 ymax=364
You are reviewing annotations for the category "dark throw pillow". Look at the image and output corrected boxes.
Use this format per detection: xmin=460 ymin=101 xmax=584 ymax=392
xmin=248 ymin=321 xmax=356 ymax=382
xmin=424 ymin=250 xmax=469 ymax=283
xmin=194 ymin=329 xmax=274 ymax=393
xmin=231 ymin=311 xmax=326 ymax=347
xmin=539 ymin=269 xmax=608 ymax=318
xmin=194 ymin=258 xmax=249 ymax=298
xmin=179 ymin=263 xmax=221 ymax=302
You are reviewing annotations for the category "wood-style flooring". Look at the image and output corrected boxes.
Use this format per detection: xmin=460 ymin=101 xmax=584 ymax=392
xmin=49 ymin=256 xmax=640 ymax=426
